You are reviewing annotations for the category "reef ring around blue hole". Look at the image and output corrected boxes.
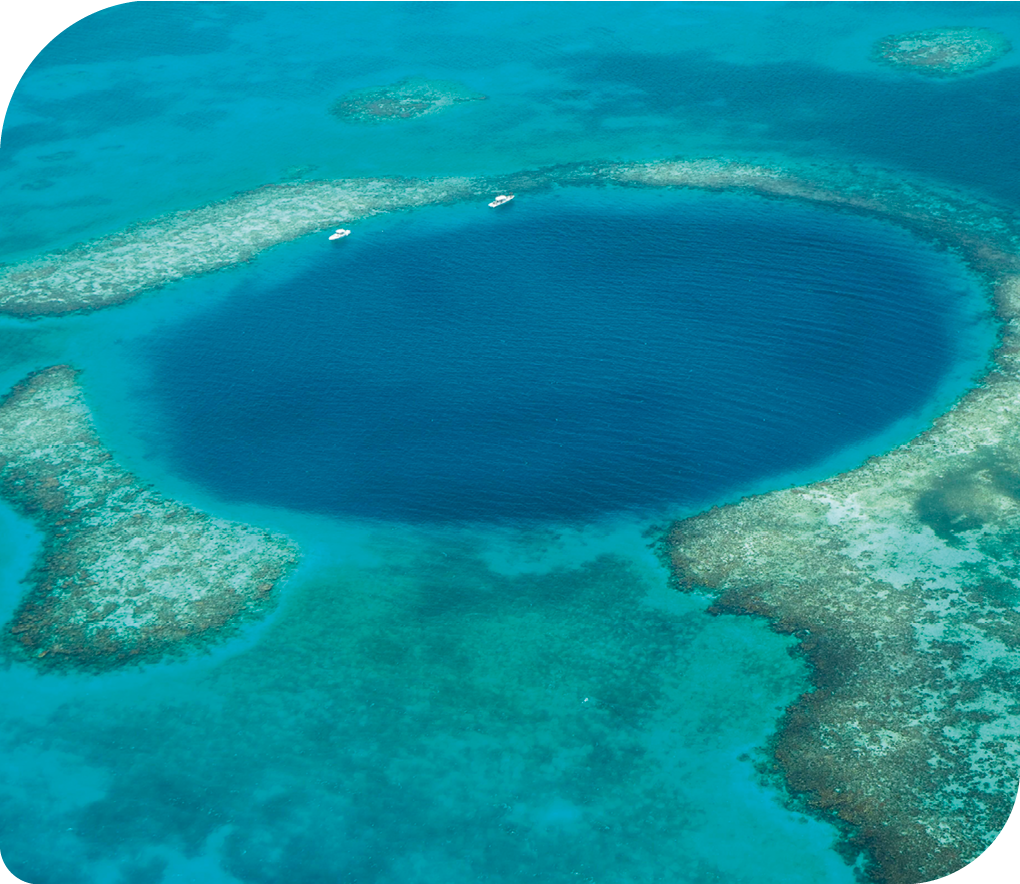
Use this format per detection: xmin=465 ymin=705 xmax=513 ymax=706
xmin=135 ymin=188 xmax=987 ymax=525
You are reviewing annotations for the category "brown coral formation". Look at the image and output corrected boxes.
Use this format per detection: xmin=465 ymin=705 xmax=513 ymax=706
xmin=667 ymin=256 xmax=1020 ymax=878
xmin=872 ymin=27 xmax=1011 ymax=77
xmin=329 ymin=77 xmax=486 ymax=123
xmin=0 ymin=366 xmax=299 ymax=671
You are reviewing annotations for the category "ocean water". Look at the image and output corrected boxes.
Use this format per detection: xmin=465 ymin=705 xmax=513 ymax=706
xmin=0 ymin=3 xmax=1016 ymax=884
xmin=128 ymin=187 xmax=989 ymax=525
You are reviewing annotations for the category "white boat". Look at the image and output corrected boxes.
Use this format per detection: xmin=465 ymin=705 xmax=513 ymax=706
xmin=328 ymin=228 xmax=351 ymax=240
xmin=488 ymin=193 xmax=515 ymax=208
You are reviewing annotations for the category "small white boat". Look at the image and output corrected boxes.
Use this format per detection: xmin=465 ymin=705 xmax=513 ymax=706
xmin=488 ymin=193 xmax=514 ymax=208
xmin=328 ymin=228 xmax=351 ymax=240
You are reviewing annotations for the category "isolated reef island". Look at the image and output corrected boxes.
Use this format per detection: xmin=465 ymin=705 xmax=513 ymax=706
xmin=872 ymin=26 xmax=1011 ymax=76
xmin=2 ymin=156 xmax=1020 ymax=883
xmin=0 ymin=366 xmax=299 ymax=671
xmin=329 ymin=77 xmax=486 ymax=123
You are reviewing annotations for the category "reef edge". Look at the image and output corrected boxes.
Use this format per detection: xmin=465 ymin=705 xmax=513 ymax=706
xmin=0 ymin=365 xmax=300 ymax=673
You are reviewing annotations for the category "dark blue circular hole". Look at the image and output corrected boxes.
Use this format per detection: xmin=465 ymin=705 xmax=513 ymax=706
xmin=141 ymin=189 xmax=974 ymax=523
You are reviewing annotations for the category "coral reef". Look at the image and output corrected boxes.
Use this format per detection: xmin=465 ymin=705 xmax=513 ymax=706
xmin=0 ymin=176 xmax=483 ymax=316
xmin=4 ymin=156 xmax=1012 ymax=319
xmin=658 ymin=178 xmax=1020 ymax=879
xmin=329 ymin=77 xmax=486 ymax=123
xmin=0 ymin=366 xmax=299 ymax=671
xmin=4 ymin=155 xmax=1020 ymax=876
xmin=872 ymin=27 xmax=1011 ymax=77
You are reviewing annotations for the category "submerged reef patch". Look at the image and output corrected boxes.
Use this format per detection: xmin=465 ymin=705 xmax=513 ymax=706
xmin=0 ymin=172 xmax=438 ymax=314
xmin=0 ymin=366 xmax=299 ymax=671
xmin=872 ymin=27 xmax=1011 ymax=77
xmin=616 ymin=156 xmax=1020 ymax=883
xmin=1 ymin=156 xmax=1014 ymax=319
xmin=0 ymin=175 xmax=485 ymax=316
xmin=664 ymin=228 xmax=1020 ymax=879
xmin=4 ymin=155 xmax=1020 ymax=878
xmin=329 ymin=77 xmax=486 ymax=123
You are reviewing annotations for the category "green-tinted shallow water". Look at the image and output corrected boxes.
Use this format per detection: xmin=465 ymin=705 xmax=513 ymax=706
xmin=1 ymin=514 xmax=858 ymax=884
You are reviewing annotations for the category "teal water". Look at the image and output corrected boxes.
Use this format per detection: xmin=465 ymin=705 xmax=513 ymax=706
xmin=4 ymin=2 xmax=1020 ymax=260
xmin=1 ymin=4 xmax=1016 ymax=883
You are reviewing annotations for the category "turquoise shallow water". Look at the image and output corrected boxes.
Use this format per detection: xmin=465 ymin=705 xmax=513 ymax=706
xmin=0 ymin=516 xmax=858 ymax=884
xmin=1 ymin=3 xmax=1018 ymax=883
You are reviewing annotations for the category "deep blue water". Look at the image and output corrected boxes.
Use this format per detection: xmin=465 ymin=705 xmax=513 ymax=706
xmin=140 ymin=189 xmax=983 ymax=524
